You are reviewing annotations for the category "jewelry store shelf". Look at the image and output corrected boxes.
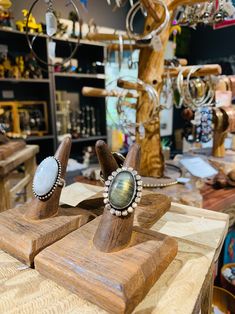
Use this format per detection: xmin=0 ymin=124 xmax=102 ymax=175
xmin=54 ymin=73 xmax=106 ymax=80
xmin=71 ymin=136 xmax=107 ymax=144
xmin=0 ymin=28 xmax=107 ymax=160
xmin=26 ymin=135 xmax=54 ymax=142
xmin=0 ymin=78 xmax=50 ymax=83
xmin=0 ymin=29 xmax=106 ymax=47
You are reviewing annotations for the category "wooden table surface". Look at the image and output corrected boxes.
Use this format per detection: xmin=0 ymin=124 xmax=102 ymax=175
xmin=201 ymin=184 xmax=235 ymax=211
xmin=0 ymin=145 xmax=39 ymax=177
xmin=75 ymin=175 xmax=235 ymax=212
xmin=0 ymin=200 xmax=229 ymax=314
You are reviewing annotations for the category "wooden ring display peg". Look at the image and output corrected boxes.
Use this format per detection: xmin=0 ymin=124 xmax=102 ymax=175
xmin=35 ymin=140 xmax=178 ymax=314
xmin=212 ymin=107 xmax=229 ymax=158
xmin=0 ymin=136 xmax=95 ymax=266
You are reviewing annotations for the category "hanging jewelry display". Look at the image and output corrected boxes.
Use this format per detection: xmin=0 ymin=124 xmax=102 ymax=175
xmin=126 ymin=0 xmax=170 ymax=44
xmin=176 ymin=66 xmax=215 ymax=110
xmin=114 ymin=77 xmax=160 ymax=140
xmin=25 ymin=0 xmax=81 ymax=67
xmin=174 ymin=0 xmax=230 ymax=26
xmin=189 ymin=107 xmax=213 ymax=143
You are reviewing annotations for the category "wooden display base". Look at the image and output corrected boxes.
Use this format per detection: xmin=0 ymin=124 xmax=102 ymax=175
xmin=35 ymin=217 xmax=178 ymax=314
xmin=209 ymin=150 xmax=235 ymax=173
xmin=0 ymin=204 xmax=93 ymax=266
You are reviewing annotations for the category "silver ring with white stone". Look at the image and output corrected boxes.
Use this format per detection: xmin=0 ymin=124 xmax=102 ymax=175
xmin=32 ymin=156 xmax=64 ymax=200
xmin=103 ymin=167 xmax=142 ymax=217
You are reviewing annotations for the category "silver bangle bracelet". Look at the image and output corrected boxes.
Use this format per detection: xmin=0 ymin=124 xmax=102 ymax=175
xmin=126 ymin=0 xmax=170 ymax=42
xmin=185 ymin=67 xmax=214 ymax=108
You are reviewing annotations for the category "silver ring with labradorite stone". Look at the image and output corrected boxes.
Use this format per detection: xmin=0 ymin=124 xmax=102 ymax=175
xmin=103 ymin=166 xmax=142 ymax=217
xmin=32 ymin=156 xmax=65 ymax=200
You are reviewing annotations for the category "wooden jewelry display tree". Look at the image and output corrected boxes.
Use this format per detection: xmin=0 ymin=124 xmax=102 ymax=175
xmin=35 ymin=140 xmax=178 ymax=314
xmin=0 ymin=136 xmax=94 ymax=266
xmin=84 ymin=0 xmax=226 ymax=178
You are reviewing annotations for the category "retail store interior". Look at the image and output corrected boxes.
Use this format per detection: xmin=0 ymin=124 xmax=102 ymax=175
xmin=0 ymin=0 xmax=234 ymax=313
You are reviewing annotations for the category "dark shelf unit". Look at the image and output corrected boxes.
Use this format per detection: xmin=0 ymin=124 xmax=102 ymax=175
xmin=71 ymin=136 xmax=107 ymax=143
xmin=0 ymin=29 xmax=107 ymax=162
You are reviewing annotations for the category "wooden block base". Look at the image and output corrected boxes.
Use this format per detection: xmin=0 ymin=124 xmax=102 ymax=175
xmin=209 ymin=151 xmax=235 ymax=173
xmin=0 ymin=204 xmax=93 ymax=266
xmin=35 ymin=218 xmax=178 ymax=314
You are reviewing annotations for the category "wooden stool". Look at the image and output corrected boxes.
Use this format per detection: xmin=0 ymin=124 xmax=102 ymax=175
xmin=0 ymin=145 xmax=39 ymax=212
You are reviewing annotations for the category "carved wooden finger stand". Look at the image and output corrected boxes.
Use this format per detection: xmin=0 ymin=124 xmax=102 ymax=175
xmin=0 ymin=137 xmax=93 ymax=266
xmin=35 ymin=140 xmax=178 ymax=314
xmin=212 ymin=107 xmax=229 ymax=158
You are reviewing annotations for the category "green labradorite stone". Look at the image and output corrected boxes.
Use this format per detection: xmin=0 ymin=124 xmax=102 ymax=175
xmin=109 ymin=171 xmax=136 ymax=210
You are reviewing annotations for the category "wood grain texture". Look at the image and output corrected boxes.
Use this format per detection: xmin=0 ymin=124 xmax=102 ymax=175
xmin=209 ymin=150 xmax=235 ymax=174
xmin=164 ymin=64 xmax=222 ymax=78
xmin=86 ymin=33 xmax=129 ymax=41
xmin=0 ymin=250 xmax=106 ymax=314
xmin=212 ymin=131 xmax=227 ymax=158
xmin=212 ymin=107 xmax=229 ymax=158
xmin=136 ymin=1 xmax=220 ymax=178
xmin=82 ymin=87 xmax=138 ymax=99
xmin=201 ymin=183 xmax=235 ymax=212
xmin=0 ymin=144 xmax=38 ymax=212
xmin=0 ymin=140 xmax=26 ymax=160
xmin=25 ymin=136 xmax=71 ymax=220
xmin=0 ymin=204 xmax=93 ymax=266
xmin=134 ymin=193 xmax=171 ymax=229
xmin=117 ymin=79 xmax=146 ymax=92
xmin=0 ymin=202 xmax=229 ymax=314
xmin=35 ymin=217 xmax=178 ymax=314
xmin=136 ymin=2 xmax=172 ymax=178
xmin=0 ymin=133 xmax=9 ymax=144
xmin=93 ymin=141 xmax=141 ymax=253
xmin=0 ymin=145 xmax=39 ymax=177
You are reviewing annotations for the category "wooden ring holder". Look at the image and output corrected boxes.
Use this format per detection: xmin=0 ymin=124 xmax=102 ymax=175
xmin=212 ymin=107 xmax=229 ymax=158
xmin=35 ymin=140 xmax=178 ymax=314
xmin=0 ymin=137 xmax=94 ymax=266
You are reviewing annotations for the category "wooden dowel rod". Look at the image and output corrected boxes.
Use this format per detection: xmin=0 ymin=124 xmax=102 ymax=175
xmin=117 ymin=79 xmax=145 ymax=91
xmin=107 ymin=43 xmax=142 ymax=51
xmin=86 ymin=33 xmax=129 ymax=41
xmin=82 ymin=87 xmax=138 ymax=99
xmin=164 ymin=64 xmax=222 ymax=77
xmin=178 ymin=58 xmax=188 ymax=66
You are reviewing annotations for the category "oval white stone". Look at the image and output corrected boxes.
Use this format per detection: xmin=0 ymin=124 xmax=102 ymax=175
xmin=33 ymin=157 xmax=59 ymax=196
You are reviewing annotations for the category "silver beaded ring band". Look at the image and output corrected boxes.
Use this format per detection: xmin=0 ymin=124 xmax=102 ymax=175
xmin=103 ymin=166 xmax=142 ymax=217
xmin=32 ymin=156 xmax=65 ymax=200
